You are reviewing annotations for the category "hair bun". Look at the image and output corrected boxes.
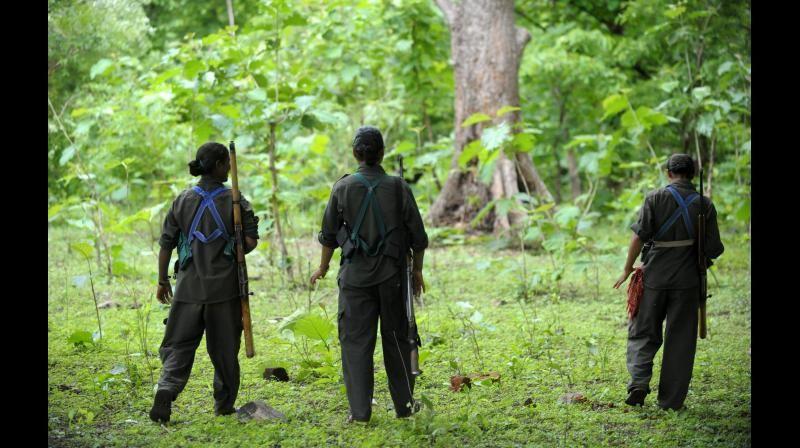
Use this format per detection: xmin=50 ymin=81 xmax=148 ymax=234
xmin=188 ymin=159 xmax=204 ymax=176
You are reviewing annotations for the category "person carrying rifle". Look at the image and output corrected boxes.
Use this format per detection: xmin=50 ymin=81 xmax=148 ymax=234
xmin=310 ymin=126 xmax=428 ymax=423
xmin=613 ymin=154 xmax=724 ymax=410
xmin=150 ymin=142 xmax=259 ymax=423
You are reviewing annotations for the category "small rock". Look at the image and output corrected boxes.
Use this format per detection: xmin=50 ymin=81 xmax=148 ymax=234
xmin=262 ymin=367 xmax=290 ymax=382
xmin=559 ymin=392 xmax=586 ymax=404
xmin=236 ymin=400 xmax=286 ymax=422
xmin=98 ymin=300 xmax=119 ymax=309
xmin=523 ymin=397 xmax=534 ymax=407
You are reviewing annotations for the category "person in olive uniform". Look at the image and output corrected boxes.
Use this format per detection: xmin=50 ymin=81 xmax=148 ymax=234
xmin=150 ymin=142 xmax=259 ymax=423
xmin=310 ymin=126 xmax=429 ymax=423
xmin=613 ymin=154 xmax=724 ymax=410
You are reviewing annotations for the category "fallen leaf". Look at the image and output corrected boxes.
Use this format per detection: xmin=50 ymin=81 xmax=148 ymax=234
xmin=559 ymin=392 xmax=586 ymax=404
xmin=450 ymin=375 xmax=471 ymax=392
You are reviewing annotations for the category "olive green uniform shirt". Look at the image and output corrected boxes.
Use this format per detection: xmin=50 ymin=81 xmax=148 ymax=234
xmin=630 ymin=178 xmax=724 ymax=290
xmin=318 ymin=164 xmax=428 ymax=288
xmin=159 ymin=176 xmax=259 ymax=303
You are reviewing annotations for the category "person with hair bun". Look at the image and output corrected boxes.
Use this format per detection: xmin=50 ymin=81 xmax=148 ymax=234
xmin=149 ymin=142 xmax=260 ymax=423
xmin=311 ymin=126 xmax=429 ymax=423
xmin=613 ymin=153 xmax=724 ymax=410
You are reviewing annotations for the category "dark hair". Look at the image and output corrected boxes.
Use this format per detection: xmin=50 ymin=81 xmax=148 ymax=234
xmin=666 ymin=153 xmax=696 ymax=179
xmin=188 ymin=142 xmax=229 ymax=176
xmin=352 ymin=126 xmax=384 ymax=166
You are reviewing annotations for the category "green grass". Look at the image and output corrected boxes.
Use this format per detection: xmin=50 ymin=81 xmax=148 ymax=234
xmin=48 ymin=226 xmax=750 ymax=447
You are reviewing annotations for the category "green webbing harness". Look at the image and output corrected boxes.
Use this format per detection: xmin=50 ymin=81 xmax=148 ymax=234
xmin=348 ymin=172 xmax=388 ymax=258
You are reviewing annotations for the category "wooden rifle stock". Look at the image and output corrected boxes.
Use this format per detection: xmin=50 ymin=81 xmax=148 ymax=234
xmin=230 ymin=141 xmax=255 ymax=358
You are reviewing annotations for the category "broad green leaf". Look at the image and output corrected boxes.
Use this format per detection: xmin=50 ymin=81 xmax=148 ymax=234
xmin=533 ymin=202 xmax=555 ymax=213
xmin=469 ymin=311 xmax=484 ymax=324
xmin=524 ymin=227 xmax=542 ymax=241
xmin=341 ymin=65 xmax=360 ymax=83
xmin=68 ymin=330 xmax=94 ymax=347
xmin=692 ymin=86 xmax=712 ymax=102
xmin=219 ymin=105 xmax=240 ymax=119
xmin=496 ymin=106 xmax=521 ymax=117
xmin=565 ymin=135 xmax=598 ymax=150
xmin=461 ymin=113 xmax=492 ymax=128
xmin=193 ymin=120 xmax=215 ymax=144
xmin=542 ymin=232 xmax=567 ymax=253
xmin=735 ymin=200 xmax=750 ymax=222
xmin=70 ymin=108 xmax=91 ymax=118
xmin=395 ymin=39 xmax=413 ymax=52
xmin=718 ymin=61 xmax=734 ymax=76
xmin=294 ymin=95 xmax=315 ymax=112
xmin=695 ymin=113 xmax=715 ymax=137
xmin=293 ymin=314 xmax=334 ymax=342
xmin=183 ymin=60 xmax=206 ymax=79
xmin=48 ymin=204 xmax=64 ymax=222
xmin=71 ymin=242 xmax=94 ymax=260
xmin=90 ymin=59 xmax=114 ymax=79
xmin=278 ymin=309 xmax=307 ymax=333
xmin=247 ymin=88 xmax=268 ymax=102
xmin=478 ymin=155 xmax=499 ymax=184
xmin=512 ymin=133 xmax=535 ymax=152
xmin=638 ymin=107 xmax=668 ymax=128
xmin=554 ymin=206 xmax=581 ymax=228
xmin=458 ymin=140 xmax=484 ymax=168
xmin=659 ymin=81 xmax=679 ymax=93
xmin=59 ymin=145 xmax=76 ymax=166
xmin=310 ymin=134 xmax=330 ymax=155
xmin=601 ymin=94 xmax=628 ymax=120
xmin=664 ymin=5 xmax=686 ymax=19
xmin=620 ymin=110 xmax=637 ymax=129
xmin=283 ymin=12 xmax=308 ymax=27
xmin=202 ymin=33 xmax=224 ymax=45
xmin=152 ymin=67 xmax=181 ymax=85
xmin=481 ymin=122 xmax=511 ymax=150
xmin=394 ymin=141 xmax=416 ymax=154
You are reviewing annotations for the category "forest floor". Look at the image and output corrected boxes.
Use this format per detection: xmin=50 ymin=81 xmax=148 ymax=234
xmin=48 ymin=225 xmax=750 ymax=447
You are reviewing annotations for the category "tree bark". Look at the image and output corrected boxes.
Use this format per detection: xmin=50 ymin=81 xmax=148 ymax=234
xmin=269 ymin=122 xmax=293 ymax=282
xmin=567 ymin=147 xmax=581 ymax=200
xmin=226 ymin=0 xmax=235 ymax=27
xmin=430 ymin=0 xmax=552 ymax=231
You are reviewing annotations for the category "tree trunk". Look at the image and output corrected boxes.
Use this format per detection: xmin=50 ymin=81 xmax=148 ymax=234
xmin=706 ymin=135 xmax=715 ymax=199
xmin=550 ymin=143 xmax=563 ymax=203
xmin=430 ymin=0 xmax=552 ymax=231
xmin=567 ymin=147 xmax=581 ymax=200
xmin=269 ymin=122 xmax=293 ymax=282
xmin=226 ymin=0 xmax=235 ymax=27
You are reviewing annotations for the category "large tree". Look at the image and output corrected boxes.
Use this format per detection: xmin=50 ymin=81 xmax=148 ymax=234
xmin=429 ymin=0 xmax=552 ymax=231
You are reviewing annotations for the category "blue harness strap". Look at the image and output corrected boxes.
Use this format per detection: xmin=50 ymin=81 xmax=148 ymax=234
xmin=653 ymin=185 xmax=699 ymax=240
xmin=187 ymin=186 xmax=231 ymax=244
xmin=349 ymin=173 xmax=387 ymax=257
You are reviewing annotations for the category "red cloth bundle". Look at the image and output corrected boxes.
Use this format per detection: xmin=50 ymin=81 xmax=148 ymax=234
xmin=626 ymin=267 xmax=645 ymax=320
